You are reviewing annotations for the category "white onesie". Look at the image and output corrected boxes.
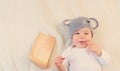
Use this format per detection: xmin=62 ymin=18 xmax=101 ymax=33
xmin=61 ymin=46 xmax=110 ymax=71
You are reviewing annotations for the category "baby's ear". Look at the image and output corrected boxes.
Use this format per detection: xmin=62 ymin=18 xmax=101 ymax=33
xmin=63 ymin=19 xmax=71 ymax=26
xmin=89 ymin=18 xmax=99 ymax=29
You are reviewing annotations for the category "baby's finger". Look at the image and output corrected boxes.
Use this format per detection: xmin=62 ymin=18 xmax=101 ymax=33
xmin=55 ymin=59 xmax=61 ymax=64
xmin=55 ymin=57 xmax=65 ymax=63
xmin=87 ymin=41 xmax=91 ymax=45
xmin=55 ymin=60 xmax=64 ymax=65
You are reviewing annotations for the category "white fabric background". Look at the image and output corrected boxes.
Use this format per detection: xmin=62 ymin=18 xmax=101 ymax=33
xmin=0 ymin=0 xmax=120 ymax=71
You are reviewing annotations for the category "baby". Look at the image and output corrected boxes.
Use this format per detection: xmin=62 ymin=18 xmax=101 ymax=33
xmin=55 ymin=17 xmax=110 ymax=71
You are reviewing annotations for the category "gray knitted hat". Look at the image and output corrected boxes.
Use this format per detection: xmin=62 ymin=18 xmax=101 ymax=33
xmin=63 ymin=17 xmax=99 ymax=38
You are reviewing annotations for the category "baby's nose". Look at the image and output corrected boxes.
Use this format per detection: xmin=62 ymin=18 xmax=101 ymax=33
xmin=79 ymin=34 xmax=85 ymax=39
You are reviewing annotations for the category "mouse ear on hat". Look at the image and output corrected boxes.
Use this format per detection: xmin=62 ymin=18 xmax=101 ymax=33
xmin=63 ymin=19 xmax=71 ymax=26
xmin=89 ymin=18 xmax=99 ymax=29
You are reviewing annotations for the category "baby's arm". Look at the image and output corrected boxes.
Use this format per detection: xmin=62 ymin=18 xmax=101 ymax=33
xmin=87 ymin=42 xmax=110 ymax=66
xmin=96 ymin=50 xmax=110 ymax=66
xmin=55 ymin=47 xmax=71 ymax=71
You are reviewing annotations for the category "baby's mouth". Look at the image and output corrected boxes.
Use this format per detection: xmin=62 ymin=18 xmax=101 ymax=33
xmin=79 ymin=41 xmax=87 ymax=44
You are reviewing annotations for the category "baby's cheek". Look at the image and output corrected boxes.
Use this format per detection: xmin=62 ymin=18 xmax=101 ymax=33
xmin=72 ymin=40 xmax=77 ymax=45
xmin=72 ymin=37 xmax=77 ymax=42
xmin=87 ymin=37 xmax=92 ymax=41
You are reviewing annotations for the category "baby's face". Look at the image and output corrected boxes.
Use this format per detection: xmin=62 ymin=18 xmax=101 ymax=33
xmin=72 ymin=27 xmax=92 ymax=48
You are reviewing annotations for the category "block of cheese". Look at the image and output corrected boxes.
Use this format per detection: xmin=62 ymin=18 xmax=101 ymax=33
xmin=30 ymin=32 xmax=56 ymax=69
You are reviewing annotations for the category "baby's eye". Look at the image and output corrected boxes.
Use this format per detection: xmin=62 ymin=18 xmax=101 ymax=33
xmin=84 ymin=32 xmax=89 ymax=35
xmin=75 ymin=32 xmax=80 ymax=35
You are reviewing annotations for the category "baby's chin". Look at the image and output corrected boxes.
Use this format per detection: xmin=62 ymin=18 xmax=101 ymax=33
xmin=74 ymin=44 xmax=87 ymax=48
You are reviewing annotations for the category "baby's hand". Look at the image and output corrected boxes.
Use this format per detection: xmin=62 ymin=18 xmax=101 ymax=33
xmin=55 ymin=56 xmax=65 ymax=71
xmin=87 ymin=42 xmax=102 ymax=57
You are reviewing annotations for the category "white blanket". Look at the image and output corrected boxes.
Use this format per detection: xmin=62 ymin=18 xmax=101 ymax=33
xmin=0 ymin=0 xmax=120 ymax=71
